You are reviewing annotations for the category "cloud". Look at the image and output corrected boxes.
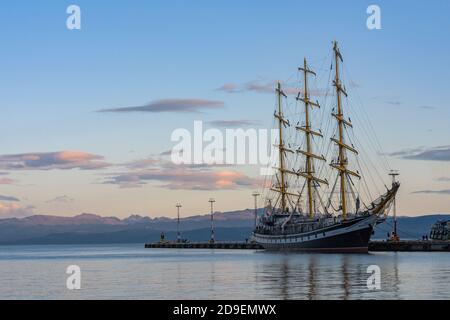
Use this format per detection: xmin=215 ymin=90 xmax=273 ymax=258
xmin=207 ymin=120 xmax=260 ymax=128
xmin=216 ymin=83 xmax=239 ymax=93
xmin=243 ymin=80 xmax=307 ymax=95
xmin=244 ymin=80 xmax=277 ymax=94
xmin=217 ymin=80 xmax=327 ymax=97
xmin=97 ymin=99 xmax=224 ymax=114
xmin=105 ymin=155 xmax=254 ymax=189
xmin=0 ymin=172 xmax=16 ymax=184
xmin=104 ymin=167 xmax=261 ymax=190
xmin=387 ymin=145 xmax=450 ymax=162
xmin=0 ymin=177 xmax=15 ymax=185
xmin=121 ymin=155 xmax=230 ymax=170
xmin=412 ymin=148 xmax=446 ymax=161
xmin=0 ymin=202 xmax=34 ymax=219
xmin=160 ymin=150 xmax=176 ymax=156
xmin=418 ymin=105 xmax=436 ymax=110
xmin=372 ymin=97 xmax=437 ymax=110
xmin=412 ymin=189 xmax=450 ymax=195
xmin=120 ymin=158 xmax=160 ymax=169
xmin=371 ymin=96 xmax=402 ymax=106
xmin=0 ymin=151 xmax=111 ymax=170
xmin=386 ymin=146 xmax=425 ymax=157
xmin=0 ymin=195 xmax=20 ymax=202
xmin=46 ymin=195 xmax=75 ymax=204
xmin=385 ymin=100 xmax=402 ymax=106
xmin=216 ymin=80 xmax=280 ymax=94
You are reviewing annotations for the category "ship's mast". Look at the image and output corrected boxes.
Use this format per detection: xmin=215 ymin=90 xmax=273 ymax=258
xmin=297 ymin=59 xmax=327 ymax=218
xmin=275 ymin=82 xmax=288 ymax=212
xmin=331 ymin=41 xmax=360 ymax=220
xmin=272 ymin=81 xmax=327 ymax=214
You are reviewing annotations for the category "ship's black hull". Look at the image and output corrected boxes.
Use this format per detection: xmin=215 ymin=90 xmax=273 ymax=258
xmin=263 ymin=227 xmax=373 ymax=253
xmin=254 ymin=214 xmax=377 ymax=253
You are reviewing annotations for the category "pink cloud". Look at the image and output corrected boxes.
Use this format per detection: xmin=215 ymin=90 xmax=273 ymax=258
xmin=0 ymin=151 xmax=111 ymax=170
xmin=0 ymin=177 xmax=15 ymax=185
xmin=105 ymin=168 xmax=262 ymax=191
xmin=0 ymin=202 xmax=34 ymax=219
xmin=216 ymin=80 xmax=327 ymax=97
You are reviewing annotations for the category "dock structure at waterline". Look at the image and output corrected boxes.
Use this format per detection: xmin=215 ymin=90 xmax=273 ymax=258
xmin=145 ymin=240 xmax=450 ymax=252
xmin=369 ymin=240 xmax=450 ymax=252
xmin=145 ymin=242 xmax=263 ymax=250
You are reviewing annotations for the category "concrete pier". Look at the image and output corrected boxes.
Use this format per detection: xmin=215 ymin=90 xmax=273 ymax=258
xmin=145 ymin=240 xmax=450 ymax=252
xmin=145 ymin=242 xmax=263 ymax=250
xmin=369 ymin=240 xmax=450 ymax=252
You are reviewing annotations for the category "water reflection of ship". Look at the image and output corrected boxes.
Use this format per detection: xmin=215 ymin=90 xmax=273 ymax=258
xmin=341 ymin=255 xmax=350 ymax=300
xmin=307 ymin=256 xmax=316 ymax=300
xmin=255 ymin=255 xmax=349 ymax=299
xmin=256 ymin=253 xmax=401 ymax=299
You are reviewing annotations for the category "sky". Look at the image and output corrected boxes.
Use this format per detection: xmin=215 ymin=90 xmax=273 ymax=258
xmin=0 ymin=0 xmax=449 ymax=219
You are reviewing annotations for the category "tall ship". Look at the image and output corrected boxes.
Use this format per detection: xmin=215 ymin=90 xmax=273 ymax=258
xmin=253 ymin=41 xmax=400 ymax=252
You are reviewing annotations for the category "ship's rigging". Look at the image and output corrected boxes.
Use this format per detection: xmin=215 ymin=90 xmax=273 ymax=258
xmin=262 ymin=41 xmax=393 ymax=221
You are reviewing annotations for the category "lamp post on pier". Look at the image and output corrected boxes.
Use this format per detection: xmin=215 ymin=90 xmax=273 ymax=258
xmin=176 ymin=203 xmax=182 ymax=243
xmin=209 ymin=199 xmax=216 ymax=244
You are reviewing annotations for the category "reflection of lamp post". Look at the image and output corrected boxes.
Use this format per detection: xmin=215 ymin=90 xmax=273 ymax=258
xmin=389 ymin=170 xmax=400 ymax=241
xmin=209 ymin=199 xmax=216 ymax=243
xmin=176 ymin=203 xmax=182 ymax=243
xmin=252 ymin=192 xmax=260 ymax=229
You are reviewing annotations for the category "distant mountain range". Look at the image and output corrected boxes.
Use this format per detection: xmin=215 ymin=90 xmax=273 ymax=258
xmin=0 ymin=210 xmax=449 ymax=245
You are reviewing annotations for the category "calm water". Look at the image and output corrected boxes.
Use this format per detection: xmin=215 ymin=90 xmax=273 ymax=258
xmin=0 ymin=244 xmax=449 ymax=300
